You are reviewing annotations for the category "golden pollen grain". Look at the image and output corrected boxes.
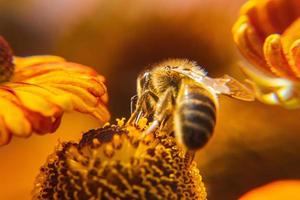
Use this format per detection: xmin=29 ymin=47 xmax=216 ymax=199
xmin=32 ymin=120 xmax=207 ymax=200
xmin=0 ymin=36 xmax=14 ymax=83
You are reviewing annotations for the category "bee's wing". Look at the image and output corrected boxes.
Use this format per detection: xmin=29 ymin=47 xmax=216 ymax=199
xmin=203 ymin=75 xmax=255 ymax=101
xmin=171 ymin=67 xmax=255 ymax=101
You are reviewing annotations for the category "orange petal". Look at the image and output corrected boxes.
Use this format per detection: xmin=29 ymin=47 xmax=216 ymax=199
xmin=242 ymin=0 xmax=275 ymax=38
xmin=233 ymin=16 xmax=270 ymax=73
xmin=23 ymin=109 xmax=62 ymax=134
xmin=281 ymin=18 xmax=300 ymax=77
xmin=39 ymin=84 xmax=109 ymax=122
xmin=9 ymin=83 xmax=73 ymax=111
xmin=290 ymin=39 xmax=300 ymax=73
xmin=13 ymin=55 xmax=65 ymax=70
xmin=0 ymin=91 xmax=32 ymax=138
xmin=240 ymin=180 xmax=300 ymax=200
xmin=0 ymin=55 xmax=110 ymax=145
xmin=263 ymin=34 xmax=295 ymax=78
xmin=12 ymin=61 xmax=100 ymax=82
xmin=263 ymin=0 xmax=297 ymax=34
xmin=0 ymin=117 xmax=11 ymax=145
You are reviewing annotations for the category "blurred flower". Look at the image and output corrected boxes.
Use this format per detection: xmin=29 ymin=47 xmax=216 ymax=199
xmin=32 ymin=119 xmax=207 ymax=199
xmin=232 ymin=0 xmax=300 ymax=108
xmin=240 ymin=180 xmax=300 ymax=200
xmin=0 ymin=36 xmax=110 ymax=145
xmin=55 ymin=0 xmax=241 ymax=118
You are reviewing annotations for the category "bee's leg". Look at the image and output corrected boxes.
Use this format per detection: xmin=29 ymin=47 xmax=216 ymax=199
xmin=127 ymin=90 xmax=158 ymax=125
xmin=130 ymin=94 xmax=138 ymax=114
xmin=144 ymin=88 xmax=176 ymax=135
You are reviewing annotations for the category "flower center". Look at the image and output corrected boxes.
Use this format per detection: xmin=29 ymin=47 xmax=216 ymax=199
xmin=0 ymin=36 xmax=14 ymax=83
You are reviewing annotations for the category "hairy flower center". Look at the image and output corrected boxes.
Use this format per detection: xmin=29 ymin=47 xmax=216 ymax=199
xmin=0 ymin=36 xmax=14 ymax=83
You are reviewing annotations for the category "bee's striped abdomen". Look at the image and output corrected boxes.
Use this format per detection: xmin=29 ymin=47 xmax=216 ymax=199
xmin=175 ymin=82 xmax=217 ymax=150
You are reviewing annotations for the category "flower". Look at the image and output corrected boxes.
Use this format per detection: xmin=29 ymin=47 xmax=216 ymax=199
xmin=232 ymin=0 xmax=300 ymax=108
xmin=240 ymin=180 xmax=300 ymax=200
xmin=32 ymin=119 xmax=207 ymax=199
xmin=0 ymin=36 xmax=110 ymax=145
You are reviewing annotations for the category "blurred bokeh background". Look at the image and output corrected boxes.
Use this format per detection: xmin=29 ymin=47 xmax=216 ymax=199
xmin=0 ymin=0 xmax=300 ymax=199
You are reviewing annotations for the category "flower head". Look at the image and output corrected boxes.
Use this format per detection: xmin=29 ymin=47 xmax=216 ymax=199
xmin=0 ymin=36 xmax=110 ymax=145
xmin=232 ymin=0 xmax=300 ymax=108
xmin=32 ymin=119 xmax=207 ymax=199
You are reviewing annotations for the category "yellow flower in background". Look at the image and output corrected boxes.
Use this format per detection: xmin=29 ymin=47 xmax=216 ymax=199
xmin=33 ymin=119 xmax=207 ymax=200
xmin=0 ymin=36 xmax=110 ymax=145
xmin=233 ymin=0 xmax=300 ymax=108
xmin=240 ymin=180 xmax=300 ymax=200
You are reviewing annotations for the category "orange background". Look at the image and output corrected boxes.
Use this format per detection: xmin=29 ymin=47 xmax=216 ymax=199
xmin=0 ymin=0 xmax=300 ymax=199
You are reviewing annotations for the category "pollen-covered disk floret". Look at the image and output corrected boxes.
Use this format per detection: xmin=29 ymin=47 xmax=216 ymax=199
xmin=33 ymin=118 xmax=207 ymax=200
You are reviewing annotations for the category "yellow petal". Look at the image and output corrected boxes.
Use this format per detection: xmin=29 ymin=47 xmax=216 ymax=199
xmin=12 ymin=61 xmax=101 ymax=82
xmin=0 ymin=117 xmax=11 ymax=145
xmin=35 ymin=84 xmax=109 ymax=122
xmin=9 ymin=83 xmax=73 ymax=111
xmin=13 ymin=55 xmax=65 ymax=70
xmin=263 ymin=34 xmax=295 ymax=78
xmin=1 ymin=54 xmax=110 ymax=145
xmin=22 ymin=71 xmax=106 ymax=98
xmin=240 ymin=180 xmax=300 ymax=200
xmin=233 ymin=0 xmax=300 ymax=82
xmin=290 ymin=39 xmax=300 ymax=73
xmin=232 ymin=16 xmax=270 ymax=73
xmin=0 ymin=93 xmax=31 ymax=138
xmin=282 ymin=18 xmax=300 ymax=76
xmin=13 ymin=90 xmax=61 ymax=117
xmin=240 ymin=63 xmax=300 ymax=108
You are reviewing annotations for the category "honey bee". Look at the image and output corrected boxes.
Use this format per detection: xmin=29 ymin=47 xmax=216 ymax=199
xmin=129 ymin=59 xmax=254 ymax=151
